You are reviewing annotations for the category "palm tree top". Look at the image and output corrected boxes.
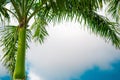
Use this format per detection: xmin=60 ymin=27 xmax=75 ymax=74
xmin=0 ymin=0 xmax=120 ymax=79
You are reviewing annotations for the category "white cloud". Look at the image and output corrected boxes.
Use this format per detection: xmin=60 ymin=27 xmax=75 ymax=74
xmin=27 ymin=21 xmax=120 ymax=80
xmin=0 ymin=20 xmax=119 ymax=80
xmin=0 ymin=48 xmax=8 ymax=78
xmin=28 ymin=71 xmax=44 ymax=80
xmin=0 ymin=57 xmax=8 ymax=77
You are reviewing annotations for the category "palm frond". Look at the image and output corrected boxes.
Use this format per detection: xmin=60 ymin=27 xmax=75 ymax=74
xmin=0 ymin=0 xmax=10 ymax=22
xmin=31 ymin=17 xmax=48 ymax=43
xmin=107 ymin=0 xmax=120 ymax=22
xmin=81 ymin=11 xmax=120 ymax=48
xmin=38 ymin=0 xmax=120 ymax=48
xmin=29 ymin=0 xmax=104 ymax=22
xmin=0 ymin=26 xmax=18 ymax=76
xmin=26 ymin=28 xmax=32 ymax=48
xmin=0 ymin=26 xmax=31 ymax=75
xmin=34 ymin=0 xmax=103 ymax=21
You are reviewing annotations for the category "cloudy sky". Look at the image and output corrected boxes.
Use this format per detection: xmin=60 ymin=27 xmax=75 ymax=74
xmin=0 ymin=20 xmax=120 ymax=80
xmin=0 ymin=4 xmax=120 ymax=80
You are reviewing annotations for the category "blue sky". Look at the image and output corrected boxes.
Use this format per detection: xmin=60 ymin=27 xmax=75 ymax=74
xmin=80 ymin=61 xmax=120 ymax=80
xmin=1 ymin=58 xmax=120 ymax=80
xmin=0 ymin=21 xmax=120 ymax=80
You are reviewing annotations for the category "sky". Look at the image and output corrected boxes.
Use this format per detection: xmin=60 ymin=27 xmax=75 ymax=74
xmin=0 ymin=21 xmax=120 ymax=80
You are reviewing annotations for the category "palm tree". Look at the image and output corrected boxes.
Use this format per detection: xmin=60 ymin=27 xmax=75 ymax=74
xmin=0 ymin=0 xmax=120 ymax=80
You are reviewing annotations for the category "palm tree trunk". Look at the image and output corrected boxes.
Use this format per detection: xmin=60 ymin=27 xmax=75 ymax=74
xmin=13 ymin=26 xmax=26 ymax=80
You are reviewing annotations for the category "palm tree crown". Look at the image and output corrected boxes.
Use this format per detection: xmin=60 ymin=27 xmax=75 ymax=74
xmin=0 ymin=0 xmax=120 ymax=80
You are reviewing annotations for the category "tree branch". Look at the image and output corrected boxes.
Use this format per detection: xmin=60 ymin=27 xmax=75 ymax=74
xmin=4 ymin=8 xmax=19 ymax=21
xmin=10 ymin=0 xmax=22 ymax=21
xmin=27 ymin=1 xmax=48 ymax=24
xmin=26 ymin=0 xmax=35 ymax=16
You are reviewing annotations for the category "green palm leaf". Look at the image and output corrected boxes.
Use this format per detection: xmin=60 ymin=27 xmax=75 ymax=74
xmin=107 ymin=0 xmax=120 ymax=22
xmin=31 ymin=17 xmax=48 ymax=43
xmin=0 ymin=26 xmax=18 ymax=76
xmin=81 ymin=11 xmax=120 ymax=48
xmin=0 ymin=25 xmax=31 ymax=76
xmin=0 ymin=0 xmax=10 ymax=21
xmin=39 ymin=0 xmax=120 ymax=48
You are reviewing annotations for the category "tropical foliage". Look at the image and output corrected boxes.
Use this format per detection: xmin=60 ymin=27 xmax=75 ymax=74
xmin=0 ymin=0 xmax=120 ymax=80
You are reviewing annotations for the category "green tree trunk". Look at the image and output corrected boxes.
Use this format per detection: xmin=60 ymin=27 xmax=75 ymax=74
xmin=13 ymin=26 xmax=26 ymax=80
